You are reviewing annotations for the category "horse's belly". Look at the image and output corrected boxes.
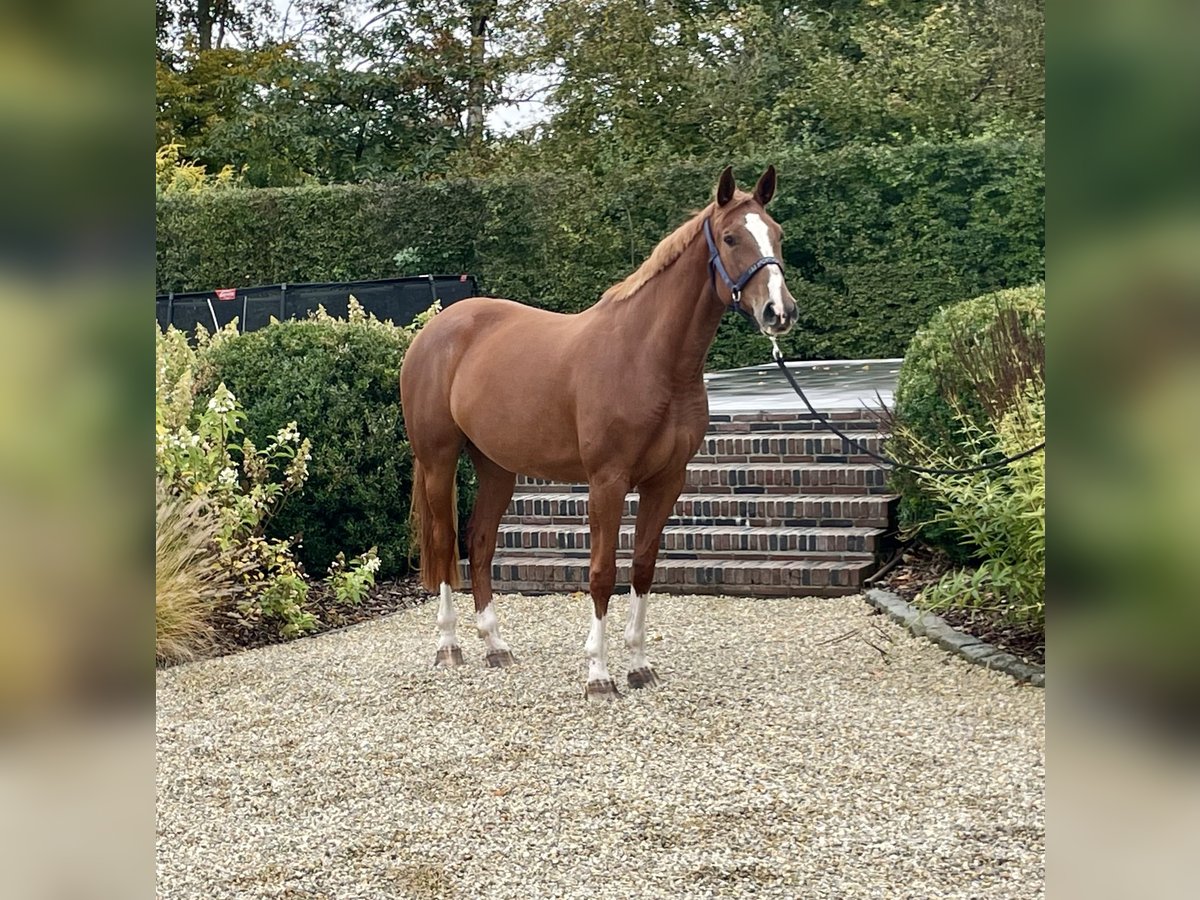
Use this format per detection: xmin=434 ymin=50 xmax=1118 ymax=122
xmin=450 ymin=357 xmax=586 ymax=481
xmin=470 ymin=421 xmax=588 ymax=483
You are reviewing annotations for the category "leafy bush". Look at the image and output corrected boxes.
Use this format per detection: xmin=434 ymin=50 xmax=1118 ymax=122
xmin=158 ymin=317 xmax=395 ymax=652
xmin=157 ymin=324 xmax=320 ymax=638
xmin=890 ymin=284 xmax=1045 ymax=554
xmin=896 ymin=385 xmax=1045 ymax=627
xmin=157 ymin=138 xmax=1044 ymax=367
xmin=327 ymin=549 xmax=382 ymax=606
xmin=156 ymin=142 xmax=241 ymax=196
xmin=198 ymin=300 xmax=473 ymax=579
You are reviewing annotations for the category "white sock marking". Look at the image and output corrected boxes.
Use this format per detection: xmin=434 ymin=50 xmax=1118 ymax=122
xmin=585 ymin=612 xmax=611 ymax=683
xmin=745 ymin=212 xmax=785 ymax=320
xmin=624 ymin=587 xmax=649 ymax=671
xmin=475 ymin=602 xmax=511 ymax=653
xmin=436 ymin=582 xmax=458 ymax=649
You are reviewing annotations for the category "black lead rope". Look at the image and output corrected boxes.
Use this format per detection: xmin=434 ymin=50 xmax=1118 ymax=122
xmin=768 ymin=343 xmax=1046 ymax=477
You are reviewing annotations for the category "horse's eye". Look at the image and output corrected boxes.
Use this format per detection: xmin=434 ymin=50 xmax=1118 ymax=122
xmin=723 ymin=235 xmax=736 ymax=246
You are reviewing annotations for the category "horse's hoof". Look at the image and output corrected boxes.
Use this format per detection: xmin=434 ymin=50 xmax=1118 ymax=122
xmin=433 ymin=646 xmax=464 ymax=668
xmin=485 ymin=649 xmax=516 ymax=668
xmin=627 ymin=667 xmax=660 ymax=690
xmin=585 ymin=679 xmax=621 ymax=701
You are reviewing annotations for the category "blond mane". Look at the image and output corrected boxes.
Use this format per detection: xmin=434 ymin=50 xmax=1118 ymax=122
xmin=600 ymin=194 xmax=752 ymax=303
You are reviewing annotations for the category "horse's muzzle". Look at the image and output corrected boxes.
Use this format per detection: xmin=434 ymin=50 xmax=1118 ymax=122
xmin=760 ymin=301 xmax=796 ymax=336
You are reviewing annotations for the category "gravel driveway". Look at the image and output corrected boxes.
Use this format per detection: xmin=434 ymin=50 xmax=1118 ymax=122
xmin=156 ymin=593 xmax=1044 ymax=899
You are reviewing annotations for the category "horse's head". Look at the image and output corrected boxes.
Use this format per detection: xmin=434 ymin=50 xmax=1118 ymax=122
xmin=707 ymin=166 xmax=798 ymax=337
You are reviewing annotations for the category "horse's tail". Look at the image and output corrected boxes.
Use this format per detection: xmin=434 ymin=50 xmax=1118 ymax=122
xmin=409 ymin=458 xmax=461 ymax=592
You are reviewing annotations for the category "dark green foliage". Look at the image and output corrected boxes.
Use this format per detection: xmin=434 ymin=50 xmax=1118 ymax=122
xmin=158 ymin=138 xmax=1044 ymax=368
xmin=890 ymin=284 xmax=1045 ymax=555
xmin=199 ymin=317 xmax=425 ymax=578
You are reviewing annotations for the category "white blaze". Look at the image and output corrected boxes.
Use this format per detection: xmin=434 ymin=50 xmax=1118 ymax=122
xmin=585 ymin=612 xmax=611 ymax=683
xmin=475 ymin=602 xmax=511 ymax=653
xmin=436 ymin=582 xmax=458 ymax=649
xmin=624 ymin=587 xmax=649 ymax=671
xmin=744 ymin=212 xmax=785 ymax=319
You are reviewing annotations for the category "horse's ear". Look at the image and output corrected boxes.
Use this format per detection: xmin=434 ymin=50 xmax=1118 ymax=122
xmin=754 ymin=165 xmax=777 ymax=206
xmin=716 ymin=166 xmax=736 ymax=207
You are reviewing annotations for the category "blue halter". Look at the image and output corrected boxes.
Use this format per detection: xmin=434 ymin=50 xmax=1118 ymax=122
xmin=703 ymin=218 xmax=783 ymax=320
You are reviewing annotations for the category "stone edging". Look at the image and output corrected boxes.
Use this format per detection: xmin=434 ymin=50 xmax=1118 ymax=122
xmin=864 ymin=588 xmax=1044 ymax=687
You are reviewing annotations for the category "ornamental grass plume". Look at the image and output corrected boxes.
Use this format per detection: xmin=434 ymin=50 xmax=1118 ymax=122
xmin=155 ymin=480 xmax=240 ymax=665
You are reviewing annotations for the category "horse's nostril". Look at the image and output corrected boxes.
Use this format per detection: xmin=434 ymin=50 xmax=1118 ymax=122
xmin=762 ymin=305 xmax=778 ymax=325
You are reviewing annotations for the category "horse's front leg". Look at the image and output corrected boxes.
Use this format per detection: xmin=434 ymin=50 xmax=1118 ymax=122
xmin=627 ymin=468 xmax=687 ymax=689
xmin=584 ymin=473 xmax=630 ymax=700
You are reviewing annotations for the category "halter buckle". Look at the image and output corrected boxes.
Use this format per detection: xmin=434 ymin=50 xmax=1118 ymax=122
xmin=730 ymin=288 xmax=742 ymax=308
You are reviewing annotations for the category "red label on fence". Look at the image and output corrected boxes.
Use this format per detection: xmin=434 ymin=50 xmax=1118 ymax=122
xmin=215 ymin=288 xmax=237 ymax=301
xmin=459 ymin=274 xmax=468 ymax=282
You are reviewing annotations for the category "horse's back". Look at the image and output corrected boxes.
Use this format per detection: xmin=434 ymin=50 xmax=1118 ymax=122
xmin=432 ymin=295 xmax=567 ymax=329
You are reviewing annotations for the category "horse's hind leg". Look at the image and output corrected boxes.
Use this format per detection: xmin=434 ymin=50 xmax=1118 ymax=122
xmin=626 ymin=468 xmax=687 ymax=689
xmin=466 ymin=447 xmax=517 ymax=667
xmin=419 ymin=452 xmax=467 ymax=668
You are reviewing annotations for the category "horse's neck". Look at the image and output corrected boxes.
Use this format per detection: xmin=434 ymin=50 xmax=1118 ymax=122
xmin=603 ymin=238 xmax=726 ymax=384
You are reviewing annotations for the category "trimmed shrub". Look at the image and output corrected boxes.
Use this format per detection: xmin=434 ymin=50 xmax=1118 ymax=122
xmin=158 ymin=310 xmax=416 ymax=655
xmin=157 ymin=138 xmax=1044 ymax=368
xmin=197 ymin=302 xmax=476 ymax=580
xmin=890 ymin=284 xmax=1045 ymax=555
xmin=199 ymin=307 xmax=415 ymax=578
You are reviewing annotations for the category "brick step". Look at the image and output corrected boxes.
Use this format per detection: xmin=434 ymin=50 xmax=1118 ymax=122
xmin=708 ymin=415 xmax=887 ymax=434
xmin=459 ymin=555 xmax=875 ymax=598
xmin=694 ymin=431 xmax=886 ymax=464
xmin=516 ymin=463 xmax=890 ymax=495
xmin=685 ymin=462 xmax=890 ymax=494
xmin=507 ymin=492 xmax=897 ymax=528
xmin=496 ymin=523 xmax=884 ymax=559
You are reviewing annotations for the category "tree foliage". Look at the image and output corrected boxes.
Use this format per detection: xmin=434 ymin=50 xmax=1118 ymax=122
xmin=155 ymin=1 xmax=1043 ymax=186
xmin=155 ymin=2 xmax=1044 ymax=367
xmin=156 ymin=1 xmax=538 ymax=185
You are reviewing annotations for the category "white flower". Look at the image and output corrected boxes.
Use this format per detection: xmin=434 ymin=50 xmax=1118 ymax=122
xmin=362 ymin=556 xmax=381 ymax=575
xmin=274 ymin=422 xmax=301 ymax=444
xmin=206 ymin=385 xmax=237 ymax=414
xmin=218 ymin=467 xmax=238 ymax=488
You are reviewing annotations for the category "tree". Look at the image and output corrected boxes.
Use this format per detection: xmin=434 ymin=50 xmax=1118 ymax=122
xmin=156 ymin=0 xmax=277 ymax=58
xmin=155 ymin=0 xmax=1043 ymax=185
xmin=464 ymin=1 xmax=498 ymax=143
xmin=156 ymin=1 xmax=535 ymax=184
xmin=778 ymin=1 xmax=1043 ymax=146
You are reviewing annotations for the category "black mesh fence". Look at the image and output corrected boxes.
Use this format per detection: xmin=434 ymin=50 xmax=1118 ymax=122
xmin=155 ymin=274 xmax=480 ymax=335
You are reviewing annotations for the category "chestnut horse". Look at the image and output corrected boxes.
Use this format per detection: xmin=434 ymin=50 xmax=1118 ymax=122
xmin=400 ymin=166 xmax=797 ymax=698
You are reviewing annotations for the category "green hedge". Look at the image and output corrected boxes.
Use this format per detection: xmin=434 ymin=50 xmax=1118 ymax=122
xmin=158 ymin=138 xmax=1044 ymax=367
xmin=199 ymin=316 xmax=413 ymax=578
xmin=890 ymin=284 xmax=1046 ymax=556
xmin=197 ymin=313 xmax=476 ymax=580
